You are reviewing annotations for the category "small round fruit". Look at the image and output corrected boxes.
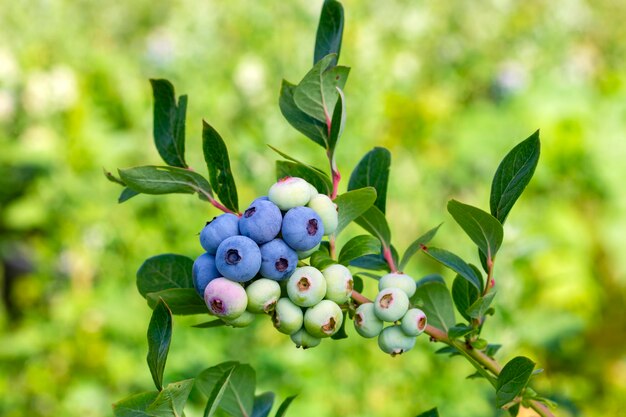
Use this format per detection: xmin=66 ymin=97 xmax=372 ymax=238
xmin=400 ymin=308 xmax=427 ymax=336
xmin=286 ymin=266 xmax=327 ymax=307
xmin=222 ymin=311 xmax=255 ymax=328
xmin=215 ymin=236 xmax=262 ymax=282
xmin=307 ymin=194 xmax=338 ymax=235
xmin=307 ymin=183 xmax=319 ymax=200
xmin=373 ymin=287 xmax=410 ymax=322
xmin=199 ymin=213 xmax=240 ymax=254
xmin=246 ymin=278 xmax=281 ymax=313
xmin=291 ymin=328 xmax=322 ymax=349
xmin=297 ymin=243 xmax=320 ymax=260
xmin=353 ymin=303 xmax=384 ymax=338
xmin=192 ymin=253 xmax=220 ymax=296
xmin=239 ymin=200 xmax=282 ymax=244
xmin=304 ymin=300 xmax=343 ymax=338
xmin=268 ymin=177 xmax=312 ymax=210
xmin=378 ymin=272 xmax=417 ymax=298
xmin=322 ymin=264 xmax=353 ymax=304
xmin=259 ymin=239 xmax=298 ymax=281
xmin=271 ymin=298 xmax=303 ymax=335
xmin=204 ymin=278 xmax=248 ymax=320
xmin=281 ymin=207 xmax=324 ymax=251
xmin=378 ymin=325 xmax=416 ymax=356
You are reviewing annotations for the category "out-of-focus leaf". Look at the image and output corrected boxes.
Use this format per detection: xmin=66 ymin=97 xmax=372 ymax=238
xmin=204 ymin=366 xmax=235 ymax=417
xmin=147 ymin=299 xmax=172 ymax=391
xmin=274 ymin=395 xmax=297 ymax=417
xmin=147 ymin=379 xmax=194 ymax=416
xmin=348 ymin=147 xmax=391 ymax=213
xmin=415 ymin=408 xmax=439 ymax=417
xmin=136 ymin=254 xmax=194 ymax=298
xmin=112 ymin=391 xmax=159 ymax=417
xmin=192 ymin=319 xmax=226 ymax=329
xmin=467 ymin=291 xmax=497 ymax=319
xmin=197 ymin=362 xmax=256 ymax=417
xmin=314 ymin=0 xmax=344 ymax=66
xmin=119 ymin=187 xmax=140 ymax=203
xmin=202 ymin=120 xmax=239 ymax=212
xmin=447 ymin=324 xmax=474 ymax=339
xmin=251 ymin=392 xmax=275 ymax=417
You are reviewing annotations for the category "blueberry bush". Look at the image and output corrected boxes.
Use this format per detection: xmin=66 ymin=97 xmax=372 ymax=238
xmin=107 ymin=1 xmax=556 ymax=416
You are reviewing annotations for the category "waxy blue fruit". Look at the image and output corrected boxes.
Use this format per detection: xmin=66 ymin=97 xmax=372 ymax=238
xmin=259 ymin=238 xmax=298 ymax=281
xmin=199 ymin=213 xmax=240 ymax=254
xmin=239 ymin=199 xmax=282 ymax=244
xmin=192 ymin=253 xmax=220 ymax=296
xmin=281 ymin=206 xmax=324 ymax=251
xmin=215 ymin=235 xmax=262 ymax=282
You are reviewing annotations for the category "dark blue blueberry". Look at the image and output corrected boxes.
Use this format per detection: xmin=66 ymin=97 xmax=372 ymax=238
xmin=281 ymin=206 xmax=324 ymax=251
xmin=192 ymin=253 xmax=221 ymax=296
xmin=259 ymin=238 xmax=298 ymax=281
xmin=215 ymin=235 xmax=262 ymax=282
xmin=238 ymin=200 xmax=282 ymax=244
xmin=199 ymin=213 xmax=240 ymax=254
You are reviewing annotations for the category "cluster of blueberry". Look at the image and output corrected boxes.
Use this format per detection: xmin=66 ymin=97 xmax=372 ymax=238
xmin=354 ymin=273 xmax=427 ymax=356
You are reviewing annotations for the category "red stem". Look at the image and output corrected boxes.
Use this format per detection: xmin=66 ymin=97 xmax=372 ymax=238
xmin=383 ymin=245 xmax=398 ymax=273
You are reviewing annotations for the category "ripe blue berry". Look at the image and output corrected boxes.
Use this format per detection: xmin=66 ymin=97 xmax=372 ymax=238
xmin=373 ymin=287 xmax=410 ymax=322
xmin=378 ymin=272 xmax=417 ymax=298
xmin=239 ymin=199 xmax=282 ymax=244
xmin=245 ymin=278 xmax=281 ymax=313
xmin=286 ymin=266 xmax=327 ymax=307
xmin=192 ymin=253 xmax=220 ymax=296
xmin=204 ymin=278 xmax=248 ymax=320
xmin=322 ymin=264 xmax=353 ymax=304
xmin=259 ymin=239 xmax=298 ymax=281
xmin=281 ymin=207 xmax=324 ymax=251
xmin=272 ymin=298 xmax=303 ymax=335
xmin=268 ymin=177 xmax=312 ymax=210
xmin=199 ymin=213 xmax=240 ymax=254
xmin=290 ymin=328 xmax=321 ymax=349
xmin=353 ymin=303 xmax=384 ymax=338
xmin=308 ymin=194 xmax=338 ymax=235
xmin=400 ymin=308 xmax=427 ymax=336
xmin=377 ymin=325 xmax=416 ymax=356
xmin=304 ymin=300 xmax=343 ymax=338
xmin=215 ymin=236 xmax=261 ymax=282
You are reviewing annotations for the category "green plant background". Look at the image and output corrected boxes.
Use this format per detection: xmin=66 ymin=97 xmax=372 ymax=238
xmin=1 ymin=1 xmax=625 ymax=416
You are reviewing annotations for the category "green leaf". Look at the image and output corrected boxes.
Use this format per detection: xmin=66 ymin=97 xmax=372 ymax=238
xmin=278 ymin=80 xmax=327 ymax=148
xmin=508 ymin=403 xmax=520 ymax=417
xmin=147 ymin=379 xmax=194 ymax=417
xmin=467 ymin=291 xmax=497 ymax=319
xmin=252 ymin=392 xmax=275 ymax=417
xmin=294 ymin=54 xmax=350 ymax=124
xmin=486 ymin=344 xmax=502 ymax=358
xmin=113 ymin=391 xmax=159 ymax=417
xmin=119 ymin=187 xmax=140 ymax=203
xmin=349 ymin=254 xmax=389 ymax=272
xmin=309 ymin=247 xmax=336 ymax=271
xmin=496 ymin=356 xmax=535 ymax=408
xmin=147 ymin=299 xmax=172 ymax=391
xmin=274 ymin=395 xmax=297 ymax=417
xmin=490 ymin=130 xmax=541 ymax=223
xmin=415 ymin=408 xmax=439 ymax=417
xmin=334 ymin=187 xmax=376 ymax=235
xmin=150 ymin=79 xmax=187 ymax=168
xmin=421 ymin=247 xmax=482 ymax=292
xmin=338 ymin=235 xmax=381 ymax=265
xmin=196 ymin=362 xmax=256 ymax=417
xmin=452 ymin=275 xmax=480 ymax=322
xmin=136 ymin=254 xmax=194 ymax=298
xmin=314 ymin=0 xmax=344 ymax=66
xmin=146 ymin=289 xmax=208 ymax=315
xmin=328 ymin=88 xmax=345 ymax=157
xmin=204 ymin=366 xmax=236 ymax=417
xmin=447 ymin=324 xmax=474 ymax=339
xmin=354 ymin=206 xmax=391 ymax=248
xmin=399 ymin=223 xmax=442 ymax=271
xmin=119 ymin=166 xmax=212 ymax=201
xmin=348 ymin=147 xmax=391 ymax=213
xmin=447 ymin=200 xmax=503 ymax=260
xmin=192 ymin=319 xmax=226 ymax=329
xmin=276 ymin=161 xmax=332 ymax=195
xmin=411 ymin=275 xmax=455 ymax=332
xmin=434 ymin=346 xmax=460 ymax=357
xmin=202 ymin=121 xmax=239 ymax=212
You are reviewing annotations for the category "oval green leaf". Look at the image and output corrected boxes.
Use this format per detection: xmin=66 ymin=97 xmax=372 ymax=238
xmin=147 ymin=298 xmax=172 ymax=391
xmin=202 ymin=120 xmax=239 ymax=212
xmin=447 ymin=200 xmax=503 ymax=260
xmin=136 ymin=254 xmax=194 ymax=298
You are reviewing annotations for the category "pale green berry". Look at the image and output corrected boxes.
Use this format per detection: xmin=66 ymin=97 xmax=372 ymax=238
xmin=272 ymin=298 xmax=303 ymax=335
xmin=353 ymin=303 xmax=384 ymax=338
xmin=286 ymin=266 xmax=327 ymax=307
xmin=378 ymin=272 xmax=417 ymax=298
xmin=297 ymin=243 xmax=320 ymax=260
xmin=290 ymin=328 xmax=322 ymax=349
xmin=222 ymin=311 xmax=255 ymax=327
xmin=246 ymin=278 xmax=281 ymax=313
xmin=303 ymin=300 xmax=343 ymax=338
xmin=373 ymin=287 xmax=410 ymax=322
xmin=400 ymin=308 xmax=427 ymax=336
xmin=307 ymin=183 xmax=319 ymax=200
xmin=322 ymin=264 xmax=353 ymax=304
xmin=378 ymin=325 xmax=416 ymax=356
xmin=307 ymin=194 xmax=338 ymax=235
xmin=268 ymin=177 xmax=312 ymax=210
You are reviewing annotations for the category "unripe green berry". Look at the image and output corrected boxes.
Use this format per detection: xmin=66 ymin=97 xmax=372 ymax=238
xmin=286 ymin=266 xmax=327 ymax=307
xmin=373 ymin=287 xmax=410 ymax=322
xmin=322 ymin=264 xmax=353 ymax=304
xmin=400 ymin=308 xmax=427 ymax=336
xmin=303 ymin=300 xmax=343 ymax=338
xmin=378 ymin=272 xmax=417 ymax=298
xmin=272 ymin=298 xmax=303 ymax=335
xmin=268 ymin=177 xmax=312 ymax=210
xmin=378 ymin=325 xmax=416 ymax=356
xmin=246 ymin=278 xmax=281 ymax=313
xmin=290 ymin=328 xmax=321 ymax=349
xmin=307 ymin=183 xmax=319 ymax=200
xmin=307 ymin=194 xmax=338 ymax=235
xmin=222 ymin=310 xmax=255 ymax=328
xmin=297 ymin=243 xmax=320 ymax=260
xmin=353 ymin=302 xmax=384 ymax=338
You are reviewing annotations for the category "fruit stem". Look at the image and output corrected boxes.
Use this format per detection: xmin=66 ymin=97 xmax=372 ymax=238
xmin=198 ymin=189 xmax=238 ymax=215
xmin=327 ymin=149 xmax=341 ymax=200
xmin=382 ymin=246 xmax=398 ymax=273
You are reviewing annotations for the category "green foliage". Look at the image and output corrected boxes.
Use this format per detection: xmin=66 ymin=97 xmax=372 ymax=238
xmin=119 ymin=166 xmax=212 ymax=201
xmin=338 ymin=235 xmax=381 ymax=265
xmin=146 ymin=289 xmax=208 ymax=315
xmin=420 ymin=246 xmax=483 ymax=291
xmin=314 ymin=0 xmax=344 ymax=67
xmin=333 ymin=187 xmax=376 ymax=235
xmin=348 ymin=147 xmax=391 ymax=213
xmin=146 ymin=299 xmax=172 ymax=391
xmin=354 ymin=206 xmax=391 ymax=249
xmin=451 ymin=275 xmax=480 ymax=322
xmin=496 ymin=357 xmax=535 ymax=408
xmin=136 ymin=254 xmax=194 ymax=298
xmin=202 ymin=121 xmax=239 ymax=213
xmin=415 ymin=408 xmax=439 ymax=417
xmin=399 ymin=223 xmax=442 ymax=271
xmin=196 ymin=362 xmax=256 ymax=417
xmin=447 ymin=200 xmax=503 ymax=260
xmin=412 ymin=275 xmax=456 ymax=332
xmin=149 ymin=79 xmax=188 ymax=168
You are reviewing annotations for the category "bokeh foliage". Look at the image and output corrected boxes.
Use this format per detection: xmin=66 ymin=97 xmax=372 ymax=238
xmin=1 ymin=0 xmax=625 ymax=416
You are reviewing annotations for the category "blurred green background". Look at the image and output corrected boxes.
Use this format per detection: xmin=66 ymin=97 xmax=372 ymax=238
xmin=1 ymin=0 xmax=625 ymax=416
